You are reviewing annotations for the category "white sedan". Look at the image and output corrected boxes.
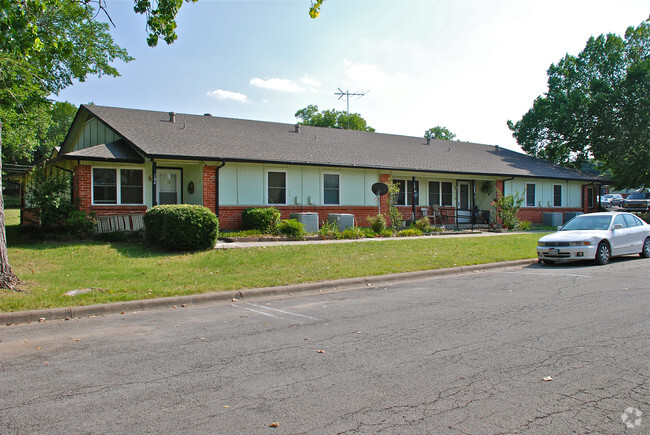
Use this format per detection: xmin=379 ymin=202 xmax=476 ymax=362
xmin=537 ymin=212 xmax=650 ymax=265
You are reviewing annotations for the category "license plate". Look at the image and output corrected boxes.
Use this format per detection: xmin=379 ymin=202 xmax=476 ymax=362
xmin=549 ymin=248 xmax=559 ymax=256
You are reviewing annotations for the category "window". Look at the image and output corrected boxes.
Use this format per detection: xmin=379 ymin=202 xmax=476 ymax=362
xmin=92 ymin=168 xmax=143 ymax=205
xmin=587 ymin=187 xmax=594 ymax=208
xmin=395 ymin=179 xmax=419 ymax=206
xmin=323 ymin=173 xmax=340 ymax=205
xmin=429 ymin=181 xmax=453 ymax=206
xmin=553 ymin=185 xmax=562 ymax=207
xmin=267 ymin=171 xmax=286 ymax=204
xmin=526 ymin=184 xmax=536 ymax=207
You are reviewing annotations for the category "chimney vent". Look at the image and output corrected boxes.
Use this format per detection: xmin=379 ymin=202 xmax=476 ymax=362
xmin=295 ymin=124 xmax=300 ymax=133
xmin=169 ymin=112 xmax=176 ymax=123
xmin=204 ymin=113 xmax=212 ymax=117
xmin=495 ymin=145 xmax=500 ymax=151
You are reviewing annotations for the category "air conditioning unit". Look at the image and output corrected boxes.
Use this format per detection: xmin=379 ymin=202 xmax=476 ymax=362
xmin=327 ymin=213 xmax=355 ymax=231
xmin=542 ymin=212 xmax=563 ymax=227
xmin=289 ymin=212 xmax=319 ymax=233
xmin=563 ymin=212 xmax=583 ymax=224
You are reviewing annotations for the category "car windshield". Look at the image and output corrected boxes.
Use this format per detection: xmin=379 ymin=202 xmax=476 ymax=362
xmin=561 ymin=215 xmax=612 ymax=231
xmin=628 ymin=193 xmax=650 ymax=199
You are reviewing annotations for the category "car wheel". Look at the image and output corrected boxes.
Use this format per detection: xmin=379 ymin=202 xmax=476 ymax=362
xmin=595 ymin=241 xmax=610 ymax=265
xmin=641 ymin=237 xmax=650 ymax=258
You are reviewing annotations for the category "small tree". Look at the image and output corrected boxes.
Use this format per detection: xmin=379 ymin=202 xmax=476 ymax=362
xmin=386 ymin=177 xmax=403 ymax=233
xmin=491 ymin=191 xmax=524 ymax=230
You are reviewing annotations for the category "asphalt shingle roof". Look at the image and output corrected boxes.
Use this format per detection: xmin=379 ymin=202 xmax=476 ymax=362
xmin=67 ymin=105 xmax=606 ymax=182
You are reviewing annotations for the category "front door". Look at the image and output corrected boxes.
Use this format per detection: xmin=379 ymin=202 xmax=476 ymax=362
xmin=459 ymin=182 xmax=470 ymax=210
xmin=157 ymin=169 xmax=181 ymax=205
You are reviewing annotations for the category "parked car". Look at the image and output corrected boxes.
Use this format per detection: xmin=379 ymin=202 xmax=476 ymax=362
xmin=537 ymin=212 xmax=650 ymax=265
xmin=598 ymin=196 xmax=612 ymax=208
xmin=622 ymin=192 xmax=650 ymax=212
xmin=600 ymin=193 xmax=624 ymax=207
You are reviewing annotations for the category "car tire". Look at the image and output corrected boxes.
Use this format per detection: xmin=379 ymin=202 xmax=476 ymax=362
xmin=641 ymin=237 xmax=650 ymax=258
xmin=595 ymin=241 xmax=610 ymax=265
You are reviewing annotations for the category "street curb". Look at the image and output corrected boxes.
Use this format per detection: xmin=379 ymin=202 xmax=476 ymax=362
xmin=0 ymin=259 xmax=538 ymax=325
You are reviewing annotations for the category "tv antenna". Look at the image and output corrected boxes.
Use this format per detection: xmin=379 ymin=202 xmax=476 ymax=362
xmin=335 ymin=88 xmax=368 ymax=129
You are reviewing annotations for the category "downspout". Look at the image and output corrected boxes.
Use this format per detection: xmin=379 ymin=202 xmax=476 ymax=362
xmin=215 ymin=161 xmax=226 ymax=217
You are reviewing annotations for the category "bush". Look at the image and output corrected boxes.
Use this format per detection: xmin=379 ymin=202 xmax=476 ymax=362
xmin=380 ymin=228 xmax=393 ymax=238
xmin=367 ymin=214 xmax=387 ymax=233
xmin=276 ymin=219 xmax=306 ymax=240
xmin=396 ymin=228 xmax=423 ymax=237
xmin=491 ymin=191 xmax=524 ymax=230
xmin=413 ymin=216 xmax=432 ymax=232
xmin=516 ymin=220 xmax=532 ymax=230
xmin=340 ymin=226 xmax=364 ymax=239
xmin=241 ymin=207 xmax=281 ymax=233
xmin=318 ymin=220 xmax=340 ymax=239
xmin=144 ymin=205 xmax=219 ymax=251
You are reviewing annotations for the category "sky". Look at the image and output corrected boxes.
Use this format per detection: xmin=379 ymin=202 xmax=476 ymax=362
xmin=56 ymin=0 xmax=649 ymax=152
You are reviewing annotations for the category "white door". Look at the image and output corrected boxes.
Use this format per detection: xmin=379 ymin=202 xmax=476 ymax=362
xmin=157 ymin=169 xmax=181 ymax=205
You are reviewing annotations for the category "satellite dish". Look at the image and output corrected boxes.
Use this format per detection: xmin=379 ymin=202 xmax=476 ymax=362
xmin=371 ymin=182 xmax=388 ymax=196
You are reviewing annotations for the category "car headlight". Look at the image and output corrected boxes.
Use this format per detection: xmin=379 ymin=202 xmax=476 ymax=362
xmin=569 ymin=241 xmax=592 ymax=246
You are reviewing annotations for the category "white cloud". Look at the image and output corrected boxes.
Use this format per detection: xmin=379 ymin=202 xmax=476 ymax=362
xmin=250 ymin=77 xmax=304 ymax=92
xmin=300 ymin=75 xmax=321 ymax=87
xmin=206 ymin=89 xmax=248 ymax=103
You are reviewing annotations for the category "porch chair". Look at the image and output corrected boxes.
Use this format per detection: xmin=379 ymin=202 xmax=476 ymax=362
xmin=431 ymin=204 xmax=442 ymax=226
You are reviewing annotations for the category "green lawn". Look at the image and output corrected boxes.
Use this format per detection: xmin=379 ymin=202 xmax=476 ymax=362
xmin=1 ymin=209 xmax=544 ymax=312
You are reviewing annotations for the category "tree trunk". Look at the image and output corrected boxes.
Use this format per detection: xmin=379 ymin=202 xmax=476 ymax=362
xmin=0 ymin=120 xmax=21 ymax=290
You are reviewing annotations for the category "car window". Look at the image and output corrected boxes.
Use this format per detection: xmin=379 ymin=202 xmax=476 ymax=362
xmin=562 ymin=215 xmax=612 ymax=231
xmin=623 ymin=215 xmax=639 ymax=227
xmin=613 ymin=215 xmax=627 ymax=228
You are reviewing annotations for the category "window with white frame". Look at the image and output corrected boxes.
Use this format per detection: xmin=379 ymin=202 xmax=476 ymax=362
xmin=553 ymin=184 xmax=562 ymax=207
xmin=526 ymin=183 xmax=536 ymax=207
xmin=428 ymin=181 xmax=452 ymax=206
xmin=267 ymin=171 xmax=287 ymax=205
xmin=395 ymin=179 xmax=419 ymax=206
xmin=323 ymin=173 xmax=340 ymax=205
xmin=92 ymin=168 xmax=143 ymax=205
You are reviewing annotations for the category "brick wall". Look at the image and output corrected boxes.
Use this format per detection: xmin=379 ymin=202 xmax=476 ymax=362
xmin=73 ymin=164 xmax=147 ymax=218
xmin=203 ymin=165 xmax=216 ymax=213
xmin=517 ymin=207 xmax=582 ymax=224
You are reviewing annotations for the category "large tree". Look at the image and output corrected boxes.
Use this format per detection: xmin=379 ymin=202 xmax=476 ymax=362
xmin=295 ymin=104 xmax=375 ymax=132
xmin=508 ymin=20 xmax=649 ymax=189
xmin=424 ymin=126 xmax=456 ymax=141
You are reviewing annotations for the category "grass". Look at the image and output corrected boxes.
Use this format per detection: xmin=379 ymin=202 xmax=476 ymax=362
xmin=1 ymin=208 xmax=546 ymax=312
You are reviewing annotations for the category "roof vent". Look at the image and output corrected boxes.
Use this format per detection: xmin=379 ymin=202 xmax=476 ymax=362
xmin=426 ymin=137 xmax=431 ymax=145
xmin=204 ymin=113 xmax=212 ymax=117
xmin=295 ymin=124 xmax=300 ymax=133
xmin=169 ymin=112 xmax=176 ymax=123
xmin=495 ymin=145 xmax=500 ymax=151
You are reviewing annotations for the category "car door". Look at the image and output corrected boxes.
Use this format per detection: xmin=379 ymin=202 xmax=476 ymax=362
xmin=610 ymin=215 xmax=632 ymax=254
xmin=623 ymin=214 xmax=645 ymax=252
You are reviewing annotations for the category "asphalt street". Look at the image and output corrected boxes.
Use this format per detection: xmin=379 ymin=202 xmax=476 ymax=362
xmin=1 ymin=257 xmax=648 ymax=434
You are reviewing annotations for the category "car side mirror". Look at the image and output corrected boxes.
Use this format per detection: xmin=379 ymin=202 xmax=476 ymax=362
xmin=557 ymin=225 xmax=563 ymax=231
xmin=613 ymin=224 xmax=624 ymax=230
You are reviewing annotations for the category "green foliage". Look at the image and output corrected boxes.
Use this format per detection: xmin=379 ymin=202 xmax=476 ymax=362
xmin=397 ymin=228 xmax=423 ymax=237
xmin=380 ymin=228 xmax=393 ymax=238
xmin=276 ymin=219 xmax=306 ymax=240
xmin=491 ymin=191 xmax=524 ymax=230
xmin=340 ymin=226 xmax=364 ymax=239
xmin=508 ymin=20 xmax=650 ymax=189
xmin=367 ymin=214 xmax=387 ymax=233
xmin=318 ymin=220 xmax=340 ymax=239
xmin=241 ymin=207 xmax=281 ymax=233
xmin=25 ymin=168 xmax=94 ymax=234
xmin=413 ymin=216 xmax=433 ymax=232
xmin=133 ymin=0 xmax=198 ymax=47
xmin=309 ymin=0 xmax=325 ymax=18
xmin=386 ymin=177 xmax=403 ymax=233
xmin=295 ymin=104 xmax=375 ymax=132
xmin=424 ymin=126 xmax=456 ymax=141
xmin=144 ymin=205 xmax=219 ymax=251
xmin=516 ymin=220 xmax=533 ymax=231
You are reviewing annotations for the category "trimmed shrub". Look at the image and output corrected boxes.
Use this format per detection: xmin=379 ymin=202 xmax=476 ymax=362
xmin=318 ymin=220 xmax=340 ymax=239
xmin=276 ymin=219 xmax=306 ymax=240
xmin=413 ymin=216 xmax=432 ymax=232
xmin=144 ymin=205 xmax=219 ymax=251
xmin=241 ymin=207 xmax=281 ymax=233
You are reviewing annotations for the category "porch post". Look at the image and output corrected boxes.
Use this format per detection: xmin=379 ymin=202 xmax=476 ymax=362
xmin=151 ymin=160 xmax=157 ymax=206
xmin=215 ymin=161 xmax=225 ymax=217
